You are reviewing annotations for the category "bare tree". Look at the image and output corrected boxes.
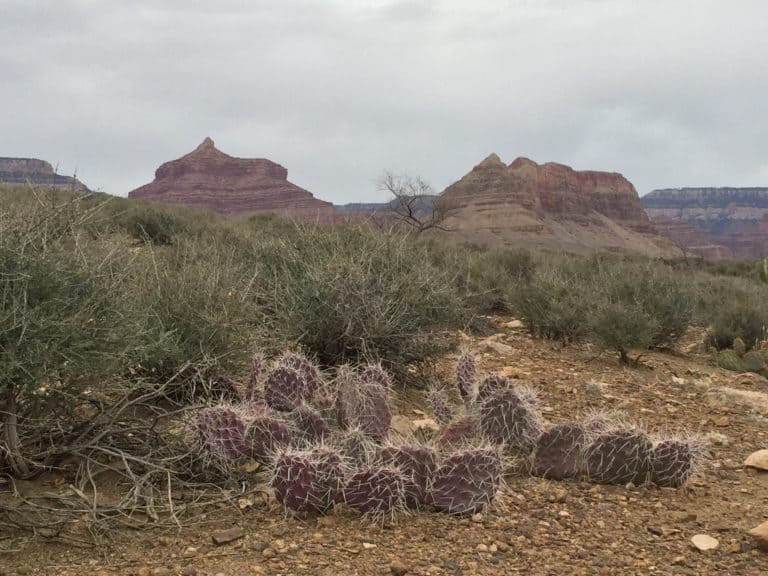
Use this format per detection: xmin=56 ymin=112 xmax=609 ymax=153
xmin=374 ymin=171 xmax=459 ymax=234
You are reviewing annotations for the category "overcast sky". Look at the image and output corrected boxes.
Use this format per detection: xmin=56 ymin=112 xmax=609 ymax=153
xmin=2 ymin=1 xmax=767 ymax=203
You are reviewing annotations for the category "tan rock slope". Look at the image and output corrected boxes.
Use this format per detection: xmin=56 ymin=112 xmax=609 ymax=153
xmin=0 ymin=157 xmax=89 ymax=192
xmin=128 ymin=138 xmax=334 ymax=220
xmin=439 ymin=154 xmax=677 ymax=256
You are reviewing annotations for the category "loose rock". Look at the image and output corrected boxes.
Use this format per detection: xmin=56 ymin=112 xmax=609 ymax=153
xmin=691 ymin=534 xmax=719 ymax=551
xmin=744 ymin=449 xmax=768 ymax=471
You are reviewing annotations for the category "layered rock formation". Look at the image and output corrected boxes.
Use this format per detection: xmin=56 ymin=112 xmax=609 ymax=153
xmin=642 ymin=188 xmax=768 ymax=259
xmin=128 ymin=138 xmax=334 ymax=220
xmin=439 ymin=155 xmax=676 ymax=256
xmin=0 ymin=157 xmax=89 ymax=192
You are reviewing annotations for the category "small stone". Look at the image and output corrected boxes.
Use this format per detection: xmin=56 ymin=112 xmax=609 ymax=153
xmin=471 ymin=513 xmax=484 ymax=523
xmin=390 ymin=561 xmax=409 ymax=575
xmin=671 ymin=556 xmax=686 ymax=566
xmin=748 ymin=520 xmax=768 ymax=550
xmin=488 ymin=544 xmax=498 ymax=553
xmin=744 ymin=450 xmax=768 ymax=471
xmin=262 ymin=548 xmax=276 ymax=558
xmin=181 ymin=568 xmax=197 ymax=576
xmin=272 ymin=539 xmax=286 ymax=550
xmin=151 ymin=569 xmax=171 ymax=576
xmin=705 ymin=431 xmax=729 ymax=446
xmin=713 ymin=415 xmax=730 ymax=427
xmin=362 ymin=542 xmax=377 ymax=550
xmin=212 ymin=528 xmax=245 ymax=545
xmin=182 ymin=547 xmax=198 ymax=559
xmin=647 ymin=526 xmax=663 ymax=536
xmin=691 ymin=534 xmax=719 ymax=551
xmin=476 ymin=543 xmax=489 ymax=552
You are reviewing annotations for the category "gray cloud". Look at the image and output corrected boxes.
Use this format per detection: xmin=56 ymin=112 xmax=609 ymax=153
xmin=2 ymin=0 xmax=767 ymax=202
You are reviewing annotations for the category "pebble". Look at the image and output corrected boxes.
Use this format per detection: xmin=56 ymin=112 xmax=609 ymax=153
xmin=182 ymin=547 xmax=198 ymax=558
xmin=744 ymin=449 xmax=768 ymax=471
xmin=262 ymin=548 xmax=276 ymax=558
xmin=476 ymin=543 xmax=489 ymax=552
xmin=691 ymin=534 xmax=719 ymax=551
xmin=471 ymin=513 xmax=484 ymax=523
xmin=211 ymin=527 xmax=245 ymax=545
xmin=362 ymin=542 xmax=377 ymax=550
xmin=390 ymin=560 xmax=409 ymax=575
xmin=748 ymin=520 xmax=768 ymax=550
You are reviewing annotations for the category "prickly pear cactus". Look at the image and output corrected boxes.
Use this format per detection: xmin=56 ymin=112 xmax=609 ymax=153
xmin=334 ymin=365 xmax=359 ymax=430
xmin=437 ymin=417 xmax=478 ymax=450
xmin=338 ymin=427 xmax=375 ymax=465
xmin=373 ymin=445 xmax=437 ymax=509
xmin=477 ymin=374 xmax=509 ymax=403
xmin=278 ymin=352 xmax=322 ymax=396
xmin=343 ymin=467 xmax=406 ymax=519
xmin=479 ymin=387 xmax=542 ymax=451
xmin=456 ymin=351 xmax=477 ymax=403
xmin=292 ymin=405 xmax=330 ymax=446
xmin=264 ymin=365 xmax=308 ymax=412
xmin=427 ymin=388 xmax=453 ymax=425
xmin=357 ymin=383 xmax=392 ymax=442
xmin=195 ymin=405 xmax=247 ymax=461
xmin=532 ymin=422 xmax=588 ymax=480
xmin=335 ymin=368 xmax=391 ymax=442
xmin=429 ymin=448 xmax=502 ymax=515
xmin=245 ymin=352 xmax=265 ymax=403
xmin=651 ymin=437 xmax=705 ymax=488
xmin=585 ymin=429 xmax=653 ymax=485
xmin=244 ymin=414 xmax=292 ymax=462
xmin=309 ymin=446 xmax=345 ymax=508
xmin=271 ymin=451 xmax=326 ymax=514
xmin=360 ymin=363 xmax=391 ymax=389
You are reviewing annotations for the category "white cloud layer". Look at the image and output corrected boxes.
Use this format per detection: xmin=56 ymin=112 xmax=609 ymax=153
xmin=2 ymin=0 xmax=767 ymax=202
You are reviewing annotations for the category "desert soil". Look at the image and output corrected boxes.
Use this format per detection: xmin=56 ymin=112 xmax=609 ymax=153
xmin=2 ymin=316 xmax=768 ymax=576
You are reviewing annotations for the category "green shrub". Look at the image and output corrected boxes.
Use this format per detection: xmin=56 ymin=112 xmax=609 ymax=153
xmin=743 ymin=350 xmax=767 ymax=374
xmin=123 ymin=205 xmax=189 ymax=245
xmin=588 ymin=301 xmax=658 ymax=363
xmin=714 ymin=349 xmax=745 ymax=372
xmin=256 ymin=225 xmax=466 ymax=372
xmin=512 ymin=264 xmax=589 ymax=343
xmin=708 ymin=288 xmax=768 ymax=350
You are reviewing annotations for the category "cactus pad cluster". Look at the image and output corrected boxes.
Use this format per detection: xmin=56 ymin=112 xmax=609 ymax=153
xmin=429 ymin=449 xmax=502 ymax=515
xmin=374 ymin=445 xmax=437 ymax=510
xmin=456 ymin=351 xmax=477 ymax=404
xmin=479 ymin=386 xmax=542 ymax=452
xmin=585 ymin=429 xmax=653 ymax=485
xmin=343 ymin=467 xmax=406 ymax=519
xmin=194 ymin=350 xmax=705 ymax=524
xmin=195 ymin=405 xmax=247 ymax=462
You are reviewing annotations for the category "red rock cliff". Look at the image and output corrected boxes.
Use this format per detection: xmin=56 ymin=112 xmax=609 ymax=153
xmin=128 ymin=138 xmax=334 ymax=220
xmin=438 ymin=154 xmax=673 ymax=256
xmin=442 ymin=155 xmax=655 ymax=232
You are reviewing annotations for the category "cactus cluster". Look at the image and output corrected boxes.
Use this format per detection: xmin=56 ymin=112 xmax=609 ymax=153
xmin=374 ymin=445 xmax=437 ymax=510
xmin=456 ymin=350 xmax=477 ymax=404
xmin=335 ymin=365 xmax=391 ymax=442
xmin=195 ymin=351 xmax=706 ymax=525
xmin=430 ymin=448 xmax=502 ymax=515
xmin=479 ymin=386 xmax=542 ymax=452
xmin=427 ymin=388 xmax=453 ymax=425
xmin=195 ymin=405 xmax=247 ymax=462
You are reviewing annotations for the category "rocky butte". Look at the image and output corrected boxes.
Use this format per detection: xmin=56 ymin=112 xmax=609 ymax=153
xmin=0 ymin=157 xmax=89 ymax=192
xmin=128 ymin=138 xmax=334 ymax=220
xmin=438 ymin=154 xmax=676 ymax=256
xmin=642 ymin=188 xmax=768 ymax=259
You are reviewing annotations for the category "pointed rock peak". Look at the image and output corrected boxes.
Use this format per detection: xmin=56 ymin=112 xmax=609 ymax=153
xmin=477 ymin=153 xmax=504 ymax=168
xmin=196 ymin=137 xmax=216 ymax=151
xmin=509 ymin=157 xmax=539 ymax=170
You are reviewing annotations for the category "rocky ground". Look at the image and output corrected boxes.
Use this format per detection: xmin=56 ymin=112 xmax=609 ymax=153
xmin=2 ymin=317 xmax=768 ymax=576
